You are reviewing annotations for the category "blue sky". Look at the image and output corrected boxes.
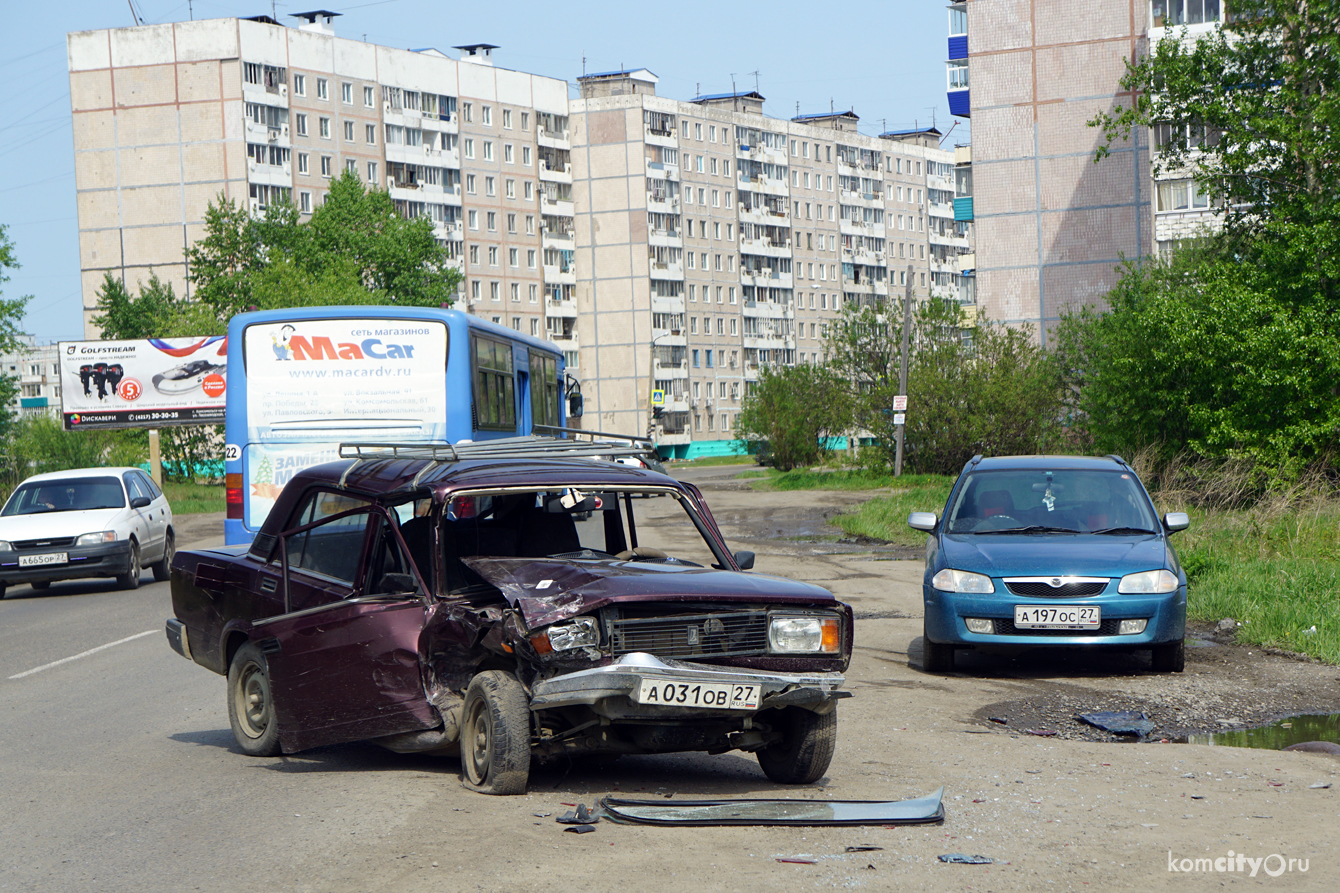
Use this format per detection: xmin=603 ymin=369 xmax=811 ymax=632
xmin=0 ymin=0 xmax=963 ymax=343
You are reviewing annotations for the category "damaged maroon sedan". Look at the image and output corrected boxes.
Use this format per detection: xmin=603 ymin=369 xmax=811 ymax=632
xmin=165 ymin=436 xmax=852 ymax=794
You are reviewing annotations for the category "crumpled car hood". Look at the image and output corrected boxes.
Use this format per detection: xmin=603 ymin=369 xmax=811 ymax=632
xmin=940 ymin=533 xmax=1169 ymax=577
xmin=462 ymin=557 xmax=834 ymax=628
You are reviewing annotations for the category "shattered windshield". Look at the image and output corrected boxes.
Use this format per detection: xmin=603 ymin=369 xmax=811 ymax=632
xmin=944 ymin=469 xmax=1158 ymax=535
xmin=400 ymin=487 xmax=730 ymax=593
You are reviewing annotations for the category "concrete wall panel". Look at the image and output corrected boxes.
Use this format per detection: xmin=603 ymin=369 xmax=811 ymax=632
xmin=75 ymin=150 xmax=117 ymax=191
xmin=68 ymin=30 xmax=111 ymax=72
xmin=173 ymin=19 xmax=238 ymax=63
xmin=113 ymin=64 xmax=176 ymax=108
xmin=70 ymin=70 xmax=114 ymax=112
xmin=120 ymin=145 xmax=182 ymax=188
xmin=109 ymin=24 xmax=174 ymax=68
xmin=176 ymin=61 xmax=222 ymax=103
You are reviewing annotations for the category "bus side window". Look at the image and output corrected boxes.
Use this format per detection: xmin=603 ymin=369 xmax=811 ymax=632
xmin=474 ymin=335 xmax=517 ymax=430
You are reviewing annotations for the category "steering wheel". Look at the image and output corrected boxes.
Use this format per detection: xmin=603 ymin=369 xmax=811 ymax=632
xmin=616 ymin=546 xmax=669 ymax=561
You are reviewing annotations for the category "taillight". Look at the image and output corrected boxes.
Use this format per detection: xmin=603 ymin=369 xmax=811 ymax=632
xmin=226 ymin=473 xmax=244 ymax=520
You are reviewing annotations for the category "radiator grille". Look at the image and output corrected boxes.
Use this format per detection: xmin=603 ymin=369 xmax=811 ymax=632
xmin=994 ymin=618 xmax=1122 ymax=636
xmin=1004 ymin=580 xmax=1108 ymax=597
xmin=13 ymin=536 xmax=76 ymax=550
xmin=608 ymin=610 xmax=770 ymax=658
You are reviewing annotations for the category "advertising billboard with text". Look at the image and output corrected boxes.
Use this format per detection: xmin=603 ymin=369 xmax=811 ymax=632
xmin=58 ymin=337 xmax=227 ymax=430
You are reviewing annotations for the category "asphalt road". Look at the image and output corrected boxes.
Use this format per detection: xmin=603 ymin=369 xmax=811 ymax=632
xmin=2 ymin=481 xmax=1336 ymax=893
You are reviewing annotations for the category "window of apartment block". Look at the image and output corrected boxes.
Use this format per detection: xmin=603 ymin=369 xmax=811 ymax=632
xmin=344 ymin=120 xmax=354 ymax=142
xmin=486 ymin=176 xmax=496 ymax=196
xmin=319 ymin=117 xmax=330 ymax=139
xmin=710 ymin=157 xmax=718 ymax=175
xmin=504 ymin=144 xmax=514 ymax=164
xmin=527 ymin=249 xmax=536 ymax=268
xmin=346 ymin=158 xmax=356 ymax=173
xmin=715 ymin=286 xmax=723 ymax=303
xmin=365 ymin=124 xmax=376 ymax=145
xmin=714 ymin=254 xmax=721 ymax=271
xmin=364 ymin=85 xmax=375 ymax=107
xmin=709 ymin=125 xmax=716 ymax=142
xmin=529 ymin=284 xmax=538 ymax=302
xmin=491 ymin=282 xmax=500 ymax=301
xmin=521 ymin=111 xmax=530 ymax=130
xmin=692 ymin=350 xmax=700 ymax=367
xmin=482 ymin=106 xmax=492 ymax=125
xmin=468 ymin=209 xmax=478 ymax=229
xmin=729 ymin=286 xmax=736 ymax=303
xmin=470 ymin=245 xmax=479 ymax=264
xmin=526 ymin=215 xmax=535 ymax=234
xmin=522 ymin=146 xmax=531 ymax=166
xmin=503 ymin=109 xmax=512 ymax=129
xmin=706 ymin=350 xmax=714 ymax=367
xmin=688 ymin=284 xmax=696 ymax=302
xmin=320 ymin=156 xmax=332 ymax=177
xmin=724 ymin=190 xmax=732 ymax=209
xmin=505 ymin=179 xmax=515 ymax=199
xmin=506 ymin=213 xmax=517 ymax=233
xmin=367 ymin=161 xmax=377 ymax=182
xmin=297 ymin=153 xmax=309 ymax=174
xmin=293 ymin=74 xmax=306 ymax=96
xmin=530 ymin=318 xmax=539 ymax=336
xmin=300 ymin=191 xmax=311 ymax=212
xmin=462 ymin=102 xmax=472 ymax=122
xmin=470 ymin=281 xmax=481 ymax=301
xmin=466 ymin=174 xmax=476 ymax=194
xmin=511 ymin=282 xmax=520 ymax=301
xmin=483 ymin=141 xmax=494 ymax=161
xmin=341 ymin=82 xmax=353 ymax=104
xmin=508 ymin=248 xmax=519 ymax=267
xmin=524 ymin=181 xmax=533 ymax=200
xmin=730 ymin=318 xmax=737 ymax=336
xmin=695 ymin=123 xmax=703 ymax=140
xmin=296 ymin=114 xmax=308 ymax=136
xmin=487 ymin=211 xmax=497 ymax=231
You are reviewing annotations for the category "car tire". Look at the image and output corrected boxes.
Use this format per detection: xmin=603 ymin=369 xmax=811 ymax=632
xmin=151 ymin=532 xmax=175 ymax=583
xmin=1151 ymin=639 xmax=1185 ymax=673
xmin=31 ymin=581 xmax=50 ymax=591
xmin=116 ymin=541 xmax=141 ymax=590
xmin=922 ymin=624 xmax=955 ymax=672
xmin=0 ymin=582 xmax=7 ymax=599
xmin=227 ymin=642 xmax=281 ymax=757
xmin=460 ymin=670 xmax=531 ymax=795
xmin=756 ymin=706 xmax=837 ymax=784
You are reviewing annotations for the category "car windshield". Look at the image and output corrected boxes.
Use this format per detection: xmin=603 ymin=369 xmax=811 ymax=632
xmin=394 ymin=486 xmax=729 ymax=593
xmin=2 ymin=477 xmax=127 ymax=515
xmin=943 ymin=469 xmax=1158 ymax=535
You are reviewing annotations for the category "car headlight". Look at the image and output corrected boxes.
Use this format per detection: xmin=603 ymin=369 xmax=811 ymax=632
xmin=768 ymin=615 xmax=841 ymax=653
xmin=931 ymin=568 xmax=995 ymax=594
xmin=0 ymin=540 xmax=11 ymax=551
xmin=1118 ymin=569 xmax=1180 ymax=594
xmin=76 ymin=531 xmax=118 ymax=547
xmin=532 ymin=617 xmax=600 ymax=654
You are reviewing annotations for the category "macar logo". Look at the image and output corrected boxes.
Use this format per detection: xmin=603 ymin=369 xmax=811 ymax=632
xmin=287 ymin=335 xmax=417 ymax=361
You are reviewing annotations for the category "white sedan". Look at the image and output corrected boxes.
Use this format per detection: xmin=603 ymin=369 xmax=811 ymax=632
xmin=0 ymin=467 xmax=174 ymax=597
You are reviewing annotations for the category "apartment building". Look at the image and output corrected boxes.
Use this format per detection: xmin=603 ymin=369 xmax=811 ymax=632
xmin=1 ymin=339 xmax=62 ymax=421
xmin=570 ymin=72 xmax=971 ymax=457
xmin=945 ymin=0 xmax=1228 ymax=342
xmin=66 ymin=13 xmax=572 ymax=346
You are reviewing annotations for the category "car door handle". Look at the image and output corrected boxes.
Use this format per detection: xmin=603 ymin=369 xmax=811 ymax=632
xmin=260 ymin=577 xmax=278 ymax=592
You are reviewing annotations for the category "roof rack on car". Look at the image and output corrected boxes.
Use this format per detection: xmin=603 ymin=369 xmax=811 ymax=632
xmin=338 ymin=430 xmax=662 ymax=488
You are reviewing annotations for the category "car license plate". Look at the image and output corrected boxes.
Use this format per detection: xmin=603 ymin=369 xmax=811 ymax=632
xmin=19 ymin=552 xmax=68 ymax=568
xmin=632 ymin=678 xmax=760 ymax=710
xmin=1014 ymin=605 xmax=1100 ymax=629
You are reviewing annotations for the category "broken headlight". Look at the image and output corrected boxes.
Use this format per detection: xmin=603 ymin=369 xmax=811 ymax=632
xmin=768 ymin=615 xmax=841 ymax=654
xmin=534 ymin=616 xmax=600 ymax=654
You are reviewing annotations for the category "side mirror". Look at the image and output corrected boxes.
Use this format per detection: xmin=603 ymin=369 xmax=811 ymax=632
xmin=1163 ymin=512 xmax=1190 ymax=533
xmin=130 ymin=496 xmax=151 ymax=509
xmin=734 ymin=550 xmax=755 ymax=570
xmin=568 ymin=392 xmax=584 ymax=418
xmin=381 ymin=572 xmax=419 ymax=594
xmin=907 ymin=512 xmax=937 ymax=532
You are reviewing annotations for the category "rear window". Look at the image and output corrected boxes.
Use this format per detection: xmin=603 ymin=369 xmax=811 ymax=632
xmin=2 ymin=477 xmax=127 ymax=515
xmin=945 ymin=469 xmax=1157 ymax=534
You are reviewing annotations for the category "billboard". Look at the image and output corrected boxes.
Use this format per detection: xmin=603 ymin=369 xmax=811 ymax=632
xmin=59 ymin=337 xmax=227 ymax=430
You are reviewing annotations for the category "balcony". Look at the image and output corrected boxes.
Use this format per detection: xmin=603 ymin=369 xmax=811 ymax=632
xmin=652 ymin=358 xmax=689 ymax=379
xmin=538 ymin=127 xmax=570 ymax=148
xmin=740 ymin=269 xmax=792 ymax=289
xmin=649 ymin=260 xmax=684 ymax=279
xmin=739 ymin=236 xmax=791 ymax=258
xmin=645 ymin=159 xmax=680 ymax=181
xmin=546 ymin=296 xmax=578 ymax=317
xmin=539 ymin=159 xmax=573 ymax=184
xmin=645 ymin=125 xmax=677 ymax=149
xmin=646 ymin=191 xmax=681 ymax=213
xmin=543 ymin=263 xmax=577 ymax=285
xmin=739 ymin=173 xmax=788 ymax=197
xmin=540 ymin=193 xmax=575 ymax=218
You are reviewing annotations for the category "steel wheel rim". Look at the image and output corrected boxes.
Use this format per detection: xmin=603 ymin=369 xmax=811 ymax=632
xmin=465 ymin=698 xmax=490 ymax=782
xmin=235 ymin=662 xmax=271 ymax=739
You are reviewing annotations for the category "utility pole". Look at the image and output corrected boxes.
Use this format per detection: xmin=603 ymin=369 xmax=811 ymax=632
xmin=894 ymin=264 xmax=913 ymax=476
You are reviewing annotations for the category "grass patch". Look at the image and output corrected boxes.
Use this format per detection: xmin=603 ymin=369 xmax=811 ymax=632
xmin=827 ymin=476 xmax=955 ymax=545
xmin=164 ymin=480 xmax=225 ymax=515
xmin=672 ymin=454 xmax=759 ymax=468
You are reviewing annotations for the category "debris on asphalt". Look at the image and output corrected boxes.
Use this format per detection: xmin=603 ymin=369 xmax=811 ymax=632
xmin=600 ymin=788 xmax=946 ymax=826
xmin=1076 ymin=710 xmax=1156 ymax=737
xmin=938 ymin=853 xmax=996 ymax=864
xmin=1310 ymin=782 xmax=1332 ymax=789
xmin=988 ymin=716 xmax=1008 ymax=724
xmin=557 ymin=804 xmax=598 ymax=824
xmin=776 ymin=858 xmax=818 ymax=865
xmin=1026 ymin=729 xmax=1058 ymax=736
xmin=845 ymin=846 xmax=883 ymax=853
xmin=564 ymin=824 xmax=596 ymax=834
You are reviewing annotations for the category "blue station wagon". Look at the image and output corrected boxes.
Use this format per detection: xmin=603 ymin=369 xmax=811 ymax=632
xmin=909 ymin=455 xmax=1189 ymax=673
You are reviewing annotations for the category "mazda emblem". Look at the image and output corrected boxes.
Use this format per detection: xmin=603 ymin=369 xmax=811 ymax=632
xmin=1051 ymin=578 xmax=1062 ymax=587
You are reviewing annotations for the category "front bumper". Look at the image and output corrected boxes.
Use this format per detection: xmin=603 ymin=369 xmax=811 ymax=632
xmin=923 ymin=586 xmax=1187 ymax=648
xmin=530 ymin=652 xmax=848 ymax=718
xmin=0 ymin=540 xmax=133 ymax=585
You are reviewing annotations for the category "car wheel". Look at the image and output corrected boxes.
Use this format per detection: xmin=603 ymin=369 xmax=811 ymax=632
xmin=756 ymin=706 xmax=836 ymax=784
xmin=227 ymin=642 xmax=281 ymax=756
xmin=0 ymin=582 xmax=7 ymax=599
xmin=116 ymin=541 xmax=141 ymax=590
xmin=151 ymin=532 xmax=175 ymax=583
xmin=922 ymin=623 xmax=955 ymax=672
xmin=460 ymin=670 xmax=531 ymax=795
xmin=1151 ymin=639 xmax=1185 ymax=673
xmin=31 ymin=580 xmax=50 ymax=591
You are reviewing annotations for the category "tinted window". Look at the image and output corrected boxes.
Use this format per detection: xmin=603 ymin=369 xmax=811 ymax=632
xmin=124 ymin=472 xmax=152 ymax=503
xmin=945 ymin=469 xmax=1157 ymax=534
xmin=474 ymin=336 xmax=516 ymax=430
xmin=529 ymin=351 xmax=560 ymax=429
xmin=283 ymin=491 xmax=373 ymax=583
xmin=2 ymin=477 xmax=127 ymax=515
xmin=136 ymin=471 xmax=163 ymax=500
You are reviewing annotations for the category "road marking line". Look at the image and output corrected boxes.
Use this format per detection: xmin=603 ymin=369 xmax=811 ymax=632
xmin=8 ymin=629 xmax=157 ymax=680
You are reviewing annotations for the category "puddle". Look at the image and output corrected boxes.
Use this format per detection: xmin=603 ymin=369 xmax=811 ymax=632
xmin=1180 ymin=713 xmax=1340 ymax=749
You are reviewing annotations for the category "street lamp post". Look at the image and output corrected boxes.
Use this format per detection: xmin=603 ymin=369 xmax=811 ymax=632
xmin=647 ymin=330 xmax=679 ymax=440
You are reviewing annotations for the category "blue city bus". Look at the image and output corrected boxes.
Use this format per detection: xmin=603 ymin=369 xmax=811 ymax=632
xmin=224 ymin=306 xmax=566 ymax=544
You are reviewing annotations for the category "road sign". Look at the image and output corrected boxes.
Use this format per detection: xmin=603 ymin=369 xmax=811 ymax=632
xmin=893 ymin=413 xmax=906 ymax=426
xmin=651 ymin=389 xmax=665 ymax=406
xmin=893 ymin=395 xmax=908 ymax=412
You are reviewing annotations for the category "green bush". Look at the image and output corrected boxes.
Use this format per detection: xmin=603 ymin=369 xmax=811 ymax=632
xmin=735 ymin=363 xmax=853 ymax=471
